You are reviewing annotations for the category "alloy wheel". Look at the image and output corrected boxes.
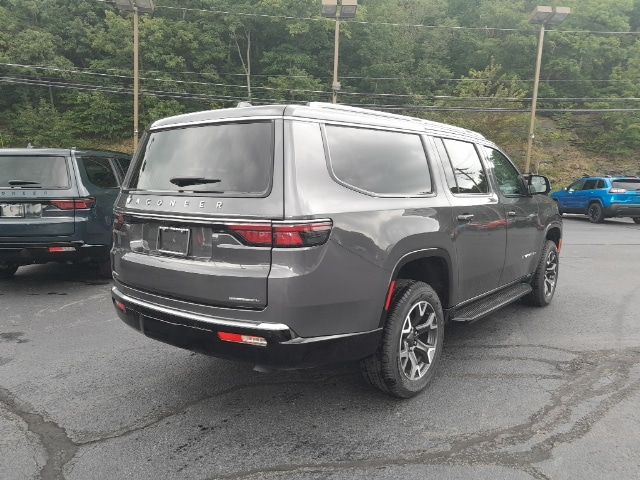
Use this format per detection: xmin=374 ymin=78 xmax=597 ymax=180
xmin=398 ymin=300 xmax=438 ymax=381
xmin=544 ymin=250 xmax=559 ymax=298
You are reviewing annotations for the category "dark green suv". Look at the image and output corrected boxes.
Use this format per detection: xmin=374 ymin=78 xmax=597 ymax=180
xmin=0 ymin=148 xmax=130 ymax=278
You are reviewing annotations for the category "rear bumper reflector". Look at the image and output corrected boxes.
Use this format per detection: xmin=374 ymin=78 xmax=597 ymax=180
xmin=48 ymin=246 xmax=76 ymax=253
xmin=217 ymin=331 xmax=267 ymax=347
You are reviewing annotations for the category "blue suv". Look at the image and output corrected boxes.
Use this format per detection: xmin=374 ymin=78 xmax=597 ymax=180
xmin=0 ymin=148 xmax=130 ymax=278
xmin=551 ymin=176 xmax=640 ymax=224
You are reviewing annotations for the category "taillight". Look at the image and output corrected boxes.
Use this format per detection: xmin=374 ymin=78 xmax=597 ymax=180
xmin=227 ymin=224 xmax=272 ymax=246
xmin=273 ymin=222 xmax=332 ymax=247
xmin=50 ymin=198 xmax=96 ymax=210
xmin=227 ymin=220 xmax=332 ymax=248
xmin=609 ymin=188 xmax=627 ymax=194
xmin=113 ymin=212 xmax=125 ymax=231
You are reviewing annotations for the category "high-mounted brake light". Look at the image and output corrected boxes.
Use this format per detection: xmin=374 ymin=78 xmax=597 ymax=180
xmin=227 ymin=221 xmax=332 ymax=248
xmin=609 ymin=188 xmax=627 ymax=194
xmin=217 ymin=331 xmax=267 ymax=347
xmin=50 ymin=198 xmax=96 ymax=210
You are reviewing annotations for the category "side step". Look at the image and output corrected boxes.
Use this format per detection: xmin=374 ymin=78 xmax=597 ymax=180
xmin=450 ymin=283 xmax=532 ymax=323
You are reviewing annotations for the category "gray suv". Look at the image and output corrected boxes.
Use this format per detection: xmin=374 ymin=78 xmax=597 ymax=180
xmin=0 ymin=148 xmax=130 ymax=278
xmin=111 ymin=103 xmax=562 ymax=398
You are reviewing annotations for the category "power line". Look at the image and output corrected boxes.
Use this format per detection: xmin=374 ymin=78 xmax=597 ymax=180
xmin=5 ymin=77 xmax=640 ymax=114
xmin=153 ymin=4 xmax=640 ymax=36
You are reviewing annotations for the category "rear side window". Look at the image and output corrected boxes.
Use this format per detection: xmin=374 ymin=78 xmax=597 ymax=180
xmin=596 ymin=179 xmax=605 ymax=189
xmin=612 ymin=179 xmax=640 ymax=191
xmin=0 ymin=155 xmax=69 ymax=189
xmin=583 ymin=179 xmax=598 ymax=190
xmin=440 ymin=138 xmax=489 ymax=194
xmin=325 ymin=125 xmax=431 ymax=196
xmin=128 ymin=121 xmax=274 ymax=196
xmin=78 ymin=157 xmax=118 ymax=189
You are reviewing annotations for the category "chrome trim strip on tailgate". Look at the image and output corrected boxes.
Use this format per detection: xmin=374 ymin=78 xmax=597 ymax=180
xmin=112 ymin=287 xmax=290 ymax=332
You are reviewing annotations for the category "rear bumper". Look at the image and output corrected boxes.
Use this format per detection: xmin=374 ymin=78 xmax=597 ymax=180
xmin=605 ymin=204 xmax=640 ymax=218
xmin=0 ymin=241 xmax=109 ymax=265
xmin=111 ymin=286 xmax=382 ymax=369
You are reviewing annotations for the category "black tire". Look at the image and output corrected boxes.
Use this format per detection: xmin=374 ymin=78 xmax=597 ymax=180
xmin=587 ymin=202 xmax=605 ymax=223
xmin=360 ymin=280 xmax=445 ymax=398
xmin=0 ymin=264 xmax=19 ymax=279
xmin=633 ymin=218 xmax=640 ymax=224
xmin=97 ymin=260 xmax=113 ymax=279
xmin=523 ymin=240 xmax=559 ymax=307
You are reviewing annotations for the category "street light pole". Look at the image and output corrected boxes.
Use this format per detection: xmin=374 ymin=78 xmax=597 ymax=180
xmin=133 ymin=5 xmax=140 ymax=151
xmin=525 ymin=5 xmax=571 ymax=174
xmin=108 ymin=1 xmax=155 ymax=152
xmin=525 ymin=23 xmax=545 ymax=174
xmin=322 ymin=0 xmax=357 ymax=104
xmin=332 ymin=11 xmax=341 ymax=104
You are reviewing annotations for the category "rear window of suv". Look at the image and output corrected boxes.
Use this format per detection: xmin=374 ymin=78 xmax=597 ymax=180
xmin=128 ymin=121 xmax=274 ymax=196
xmin=0 ymin=155 xmax=70 ymax=189
xmin=324 ymin=125 xmax=432 ymax=196
xmin=612 ymin=179 xmax=640 ymax=191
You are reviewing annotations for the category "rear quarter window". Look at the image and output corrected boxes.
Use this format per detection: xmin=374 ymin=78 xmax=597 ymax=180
xmin=78 ymin=157 xmax=119 ymax=189
xmin=324 ymin=125 xmax=432 ymax=196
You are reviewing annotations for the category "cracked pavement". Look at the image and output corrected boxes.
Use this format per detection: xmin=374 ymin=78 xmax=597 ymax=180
xmin=1 ymin=217 xmax=639 ymax=480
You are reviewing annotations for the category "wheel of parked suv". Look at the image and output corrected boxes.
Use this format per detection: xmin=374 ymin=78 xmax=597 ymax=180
xmin=634 ymin=218 xmax=640 ymax=224
xmin=587 ymin=202 xmax=605 ymax=223
xmin=524 ymin=240 xmax=559 ymax=307
xmin=360 ymin=280 xmax=444 ymax=398
xmin=0 ymin=264 xmax=19 ymax=279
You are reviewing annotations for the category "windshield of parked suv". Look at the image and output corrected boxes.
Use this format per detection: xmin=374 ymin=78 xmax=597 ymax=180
xmin=0 ymin=155 xmax=70 ymax=188
xmin=612 ymin=179 xmax=640 ymax=191
xmin=128 ymin=121 xmax=274 ymax=196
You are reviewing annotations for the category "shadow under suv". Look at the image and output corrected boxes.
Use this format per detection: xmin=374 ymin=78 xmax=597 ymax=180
xmin=111 ymin=103 xmax=562 ymax=398
xmin=0 ymin=148 xmax=130 ymax=278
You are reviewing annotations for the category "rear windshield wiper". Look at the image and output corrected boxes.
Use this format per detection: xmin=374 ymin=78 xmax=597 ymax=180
xmin=169 ymin=177 xmax=221 ymax=187
xmin=7 ymin=180 xmax=42 ymax=187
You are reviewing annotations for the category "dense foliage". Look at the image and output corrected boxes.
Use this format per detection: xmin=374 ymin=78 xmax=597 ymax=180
xmin=1 ymin=0 xmax=639 ymax=169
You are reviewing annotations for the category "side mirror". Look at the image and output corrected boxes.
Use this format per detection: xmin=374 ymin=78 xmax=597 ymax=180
xmin=528 ymin=175 xmax=551 ymax=195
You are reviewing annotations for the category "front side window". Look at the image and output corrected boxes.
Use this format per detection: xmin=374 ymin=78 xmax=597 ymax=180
xmin=483 ymin=147 xmax=526 ymax=196
xmin=568 ymin=179 xmax=586 ymax=191
xmin=441 ymin=139 xmax=489 ymax=194
xmin=0 ymin=155 xmax=69 ymax=189
xmin=325 ymin=125 xmax=431 ymax=196
xmin=128 ymin=121 xmax=274 ymax=196
xmin=78 ymin=157 xmax=118 ymax=189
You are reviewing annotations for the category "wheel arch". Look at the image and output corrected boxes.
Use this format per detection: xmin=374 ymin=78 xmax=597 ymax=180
xmin=383 ymin=249 xmax=454 ymax=322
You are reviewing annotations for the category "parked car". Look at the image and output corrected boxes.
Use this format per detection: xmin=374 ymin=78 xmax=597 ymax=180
xmin=551 ymin=175 xmax=640 ymax=223
xmin=111 ymin=103 xmax=562 ymax=398
xmin=0 ymin=148 xmax=131 ymax=278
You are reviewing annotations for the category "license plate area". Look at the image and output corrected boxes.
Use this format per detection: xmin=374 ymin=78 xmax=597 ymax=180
xmin=157 ymin=226 xmax=190 ymax=257
xmin=0 ymin=203 xmax=42 ymax=218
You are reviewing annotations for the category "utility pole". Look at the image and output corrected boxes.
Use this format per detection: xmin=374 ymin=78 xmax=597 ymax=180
xmin=332 ymin=11 xmax=341 ymax=104
xmin=525 ymin=22 xmax=545 ymax=174
xmin=321 ymin=0 xmax=358 ymax=104
xmin=525 ymin=6 xmax=571 ymax=173
xmin=107 ymin=1 xmax=155 ymax=152
xmin=133 ymin=4 xmax=140 ymax=151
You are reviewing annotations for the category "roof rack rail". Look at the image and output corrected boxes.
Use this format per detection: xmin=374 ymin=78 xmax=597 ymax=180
xmin=306 ymin=102 xmax=485 ymax=140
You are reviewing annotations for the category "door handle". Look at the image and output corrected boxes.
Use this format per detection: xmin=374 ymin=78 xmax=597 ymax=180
xmin=507 ymin=211 xmax=517 ymax=217
xmin=457 ymin=214 xmax=474 ymax=222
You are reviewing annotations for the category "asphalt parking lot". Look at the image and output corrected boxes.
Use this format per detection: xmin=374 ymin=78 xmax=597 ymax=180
xmin=1 ymin=216 xmax=639 ymax=480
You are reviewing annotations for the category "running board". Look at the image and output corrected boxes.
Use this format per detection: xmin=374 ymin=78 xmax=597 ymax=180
xmin=450 ymin=283 xmax=532 ymax=323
